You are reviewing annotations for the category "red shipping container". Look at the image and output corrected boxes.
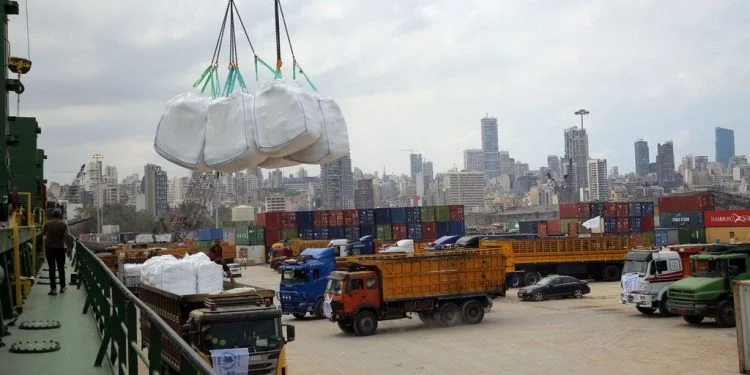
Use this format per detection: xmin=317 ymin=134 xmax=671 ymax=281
xmin=576 ymin=203 xmax=591 ymax=218
xmin=603 ymin=203 xmax=618 ymax=218
xmin=616 ymin=218 xmax=630 ymax=233
xmin=343 ymin=209 xmax=359 ymax=227
xmin=281 ymin=212 xmax=297 ymax=228
xmin=264 ymin=212 xmax=282 ymax=230
xmin=312 ymin=210 xmax=329 ymax=228
xmin=704 ymin=210 xmax=750 ymax=228
xmin=546 ymin=220 xmax=561 ymax=234
xmin=449 ymin=205 xmax=465 ymax=221
xmin=537 ymin=222 xmax=548 ymax=238
xmin=568 ymin=223 xmax=578 ymax=237
xmin=392 ymin=224 xmax=407 ymax=239
xmin=329 ymin=210 xmax=344 ymax=227
xmin=658 ymin=193 xmax=715 ymax=213
xmin=559 ymin=203 xmax=578 ymax=219
xmin=641 ymin=216 xmax=654 ymax=231
xmin=616 ymin=203 xmax=630 ymax=218
xmin=256 ymin=213 xmax=266 ymax=227
xmin=421 ymin=222 xmax=437 ymax=240
xmin=264 ymin=229 xmax=282 ymax=248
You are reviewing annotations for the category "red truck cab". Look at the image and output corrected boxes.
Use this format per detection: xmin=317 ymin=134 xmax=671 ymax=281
xmin=324 ymin=270 xmax=383 ymax=333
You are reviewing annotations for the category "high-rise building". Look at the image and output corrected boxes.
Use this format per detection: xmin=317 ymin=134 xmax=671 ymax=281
xmin=463 ymin=149 xmax=484 ymax=172
xmin=143 ymin=163 xmax=168 ymax=214
xmin=354 ymin=179 xmax=374 ymax=208
xmin=547 ymin=155 xmax=561 ymax=179
xmin=656 ymin=140 xmax=676 ymax=187
xmin=409 ymin=153 xmax=423 ymax=180
xmin=587 ymin=158 xmax=609 ymax=202
xmin=481 ymin=116 xmax=501 ymax=179
xmin=443 ymin=171 xmax=485 ymax=210
xmin=715 ymin=127 xmax=735 ymax=165
xmin=320 ymin=155 xmax=354 ymax=209
xmin=422 ymin=161 xmax=434 ymax=188
xmin=634 ymin=139 xmax=650 ymax=177
xmin=564 ymin=126 xmax=590 ymax=194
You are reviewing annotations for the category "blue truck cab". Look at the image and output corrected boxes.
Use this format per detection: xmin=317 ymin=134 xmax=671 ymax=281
xmin=345 ymin=235 xmax=376 ymax=256
xmin=278 ymin=247 xmax=337 ymax=319
xmin=425 ymin=235 xmax=461 ymax=251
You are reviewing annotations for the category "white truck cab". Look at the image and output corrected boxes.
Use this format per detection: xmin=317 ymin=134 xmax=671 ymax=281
xmin=620 ymin=248 xmax=684 ymax=315
xmin=379 ymin=239 xmax=415 ymax=254
xmin=327 ymin=239 xmax=350 ymax=257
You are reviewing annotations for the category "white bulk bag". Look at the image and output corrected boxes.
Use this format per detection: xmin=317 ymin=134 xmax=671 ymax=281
xmin=252 ymin=80 xmax=323 ymax=157
xmin=287 ymin=97 xmax=350 ymax=164
xmin=258 ymin=157 xmax=301 ymax=169
xmin=158 ymin=259 xmax=198 ymax=295
xmin=154 ymin=92 xmax=210 ymax=170
xmin=204 ymin=91 xmax=267 ymax=172
xmin=195 ymin=261 xmax=224 ymax=293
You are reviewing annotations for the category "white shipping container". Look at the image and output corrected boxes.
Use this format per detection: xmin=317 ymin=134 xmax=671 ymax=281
xmin=734 ymin=281 xmax=750 ymax=373
xmin=232 ymin=205 xmax=256 ymax=222
xmin=102 ymin=224 xmax=120 ymax=234
xmin=236 ymin=245 xmax=266 ymax=265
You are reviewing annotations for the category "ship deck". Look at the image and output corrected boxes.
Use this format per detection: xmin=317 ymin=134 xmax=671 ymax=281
xmin=0 ymin=258 xmax=111 ymax=375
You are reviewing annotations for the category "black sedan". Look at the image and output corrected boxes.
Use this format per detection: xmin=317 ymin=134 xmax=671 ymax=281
xmin=517 ymin=275 xmax=590 ymax=301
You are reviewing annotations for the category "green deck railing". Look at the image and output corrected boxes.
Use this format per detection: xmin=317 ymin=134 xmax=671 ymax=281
xmin=74 ymin=241 xmax=217 ymax=375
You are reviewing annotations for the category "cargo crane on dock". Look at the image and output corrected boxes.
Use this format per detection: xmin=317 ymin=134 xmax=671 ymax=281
xmin=156 ymin=171 xmax=219 ymax=242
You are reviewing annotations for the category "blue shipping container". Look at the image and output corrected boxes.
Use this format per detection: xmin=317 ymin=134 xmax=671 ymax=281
xmin=590 ymin=203 xmax=604 ymax=217
xmin=629 ymin=216 xmax=643 ymax=232
xmin=448 ymin=221 xmax=465 ymax=236
xmin=518 ymin=221 xmax=539 ymax=234
xmin=406 ymin=207 xmax=421 ymax=224
xmin=407 ymin=224 xmax=422 ymax=240
xmin=654 ymin=228 xmax=679 ymax=247
xmin=390 ymin=208 xmax=407 ymax=224
xmin=210 ymin=228 xmax=224 ymax=241
xmin=641 ymin=202 xmax=655 ymax=216
xmin=359 ymin=225 xmax=376 ymax=237
xmin=375 ymin=208 xmax=391 ymax=224
xmin=358 ymin=209 xmax=375 ymax=226
xmin=300 ymin=229 xmax=314 ymax=240
xmin=604 ymin=218 xmax=617 ymax=234
xmin=198 ymin=229 xmax=212 ymax=241
xmin=344 ymin=226 xmax=360 ymax=241
xmin=328 ymin=227 xmax=344 ymax=239
xmin=295 ymin=211 xmax=313 ymax=229
xmin=629 ymin=203 xmax=643 ymax=217
xmin=436 ymin=222 xmax=450 ymax=237
xmin=313 ymin=228 xmax=329 ymax=240
xmin=658 ymin=211 xmax=704 ymax=229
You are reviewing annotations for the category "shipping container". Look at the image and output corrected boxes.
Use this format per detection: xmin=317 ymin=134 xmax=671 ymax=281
xmin=234 ymin=226 xmax=250 ymax=246
xmin=504 ymin=221 xmax=519 ymax=231
xmin=313 ymin=228 xmax=329 ymax=240
xmin=545 ymin=220 xmax=561 ymax=234
xmin=436 ymin=222 xmax=450 ymax=237
xmin=344 ymin=226 xmax=360 ymax=241
xmin=209 ymin=228 xmax=224 ymax=241
xmin=295 ymin=211 xmax=313 ymax=229
xmin=629 ymin=231 xmax=655 ymax=246
xmin=629 ymin=217 xmax=642 ymax=232
xmin=568 ymin=223 xmax=578 ymax=237
xmin=604 ymin=218 xmax=617 ymax=234
xmin=576 ymin=202 xmax=591 ymax=218
xmin=559 ymin=203 xmax=578 ymax=219
xmin=449 ymin=221 xmax=465 ymax=236
xmin=420 ymin=206 xmax=436 ymax=222
xmin=300 ymin=229 xmax=314 ymax=240
xmin=616 ymin=217 xmax=630 ymax=233
xmin=658 ymin=193 xmax=715 ymax=213
xmin=642 ymin=216 xmax=654 ymax=231
xmin=655 ymin=228 xmax=679 ymax=247
xmin=328 ymin=210 xmax=344 ymax=227
xmin=435 ymin=206 xmax=451 ymax=222
xmin=376 ymin=224 xmax=392 ymax=240
xmin=248 ymin=226 xmax=264 ymax=246
xmin=198 ymin=229 xmax=212 ymax=241
xmin=677 ymin=228 xmax=706 ymax=244
xmin=359 ymin=225 xmax=376 ymax=238
xmin=264 ymin=229 xmax=282 ymax=248
xmin=421 ymin=222 xmax=437 ymax=240
xmin=264 ymin=212 xmax=283 ymax=230
xmin=281 ymin=212 xmax=297 ymax=228
xmin=537 ymin=222 xmax=548 ymax=237
xmin=603 ymin=203 xmax=618 ymax=218
xmin=616 ymin=203 xmax=630 ymax=218
xmin=705 ymin=227 xmax=750 ymax=244
xmin=658 ymin=211 xmax=705 ymax=229
xmin=223 ymin=227 xmax=235 ymax=244
xmin=407 ymin=224 xmax=423 ymax=240
xmin=406 ymin=207 xmax=422 ymax=224
xmin=641 ymin=202 xmax=655 ymax=216
xmin=390 ymin=207 xmax=407 ymax=224
xmin=704 ymin=209 xmax=750 ymax=228
xmin=629 ymin=202 xmax=643 ymax=217
xmin=282 ymin=228 xmax=298 ymax=239
xmin=392 ymin=223 xmax=408 ymax=240
xmin=519 ymin=221 xmax=540 ymax=234
xmin=375 ymin=208 xmax=391 ymax=224
xmin=358 ymin=209 xmax=375 ymax=226
xmin=343 ymin=209 xmax=359 ymax=227
xmin=590 ymin=202 xmax=604 ymax=217
xmin=256 ymin=213 xmax=266 ymax=227
xmin=449 ymin=205 xmax=465 ymax=221
xmin=560 ymin=218 xmax=579 ymax=235
xmin=328 ymin=227 xmax=344 ymax=239
xmin=313 ymin=210 xmax=330 ymax=228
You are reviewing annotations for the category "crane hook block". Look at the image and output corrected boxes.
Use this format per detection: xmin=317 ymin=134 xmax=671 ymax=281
xmin=8 ymin=57 xmax=31 ymax=75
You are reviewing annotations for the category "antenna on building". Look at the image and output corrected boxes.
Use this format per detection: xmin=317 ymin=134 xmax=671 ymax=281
xmin=574 ymin=109 xmax=589 ymax=129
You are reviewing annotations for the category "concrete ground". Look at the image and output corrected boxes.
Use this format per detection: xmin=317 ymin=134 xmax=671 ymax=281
xmin=236 ymin=264 xmax=740 ymax=375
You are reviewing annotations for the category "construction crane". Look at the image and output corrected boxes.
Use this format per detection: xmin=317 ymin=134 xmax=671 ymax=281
xmin=156 ymin=171 xmax=220 ymax=242
xmin=59 ymin=164 xmax=86 ymax=202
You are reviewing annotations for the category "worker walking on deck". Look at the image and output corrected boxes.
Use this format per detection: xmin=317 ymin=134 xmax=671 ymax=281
xmin=209 ymin=239 xmax=233 ymax=281
xmin=40 ymin=209 xmax=71 ymax=295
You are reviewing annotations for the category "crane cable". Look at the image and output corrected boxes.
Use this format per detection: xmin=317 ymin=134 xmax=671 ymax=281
xmin=276 ymin=0 xmax=316 ymax=90
xmin=16 ymin=0 xmax=31 ymax=116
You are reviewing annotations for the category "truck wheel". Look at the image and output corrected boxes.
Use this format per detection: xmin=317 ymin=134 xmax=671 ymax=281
xmin=418 ymin=312 xmax=437 ymax=325
xmin=715 ymin=300 xmax=736 ymax=328
xmin=506 ymin=273 xmax=520 ymax=288
xmin=636 ymin=306 xmax=656 ymax=315
xmin=353 ymin=311 xmax=378 ymax=336
xmin=438 ymin=302 xmax=462 ymax=326
xmin=603 ymin=265 xmax=621 ymax=281
xmin=523 ymin=272 xmax=540 ymax=286
xmin=292 ymin=313 xmax=306 ymax=319
xmin=659 ymin=297 xmax=677 ymax=317
xmin=461 ymin=300 xmax=484 ymax=324
xmin=313 ymin=299 xmax=325 ymax=319
xmin=337 ymin=320 xmax=355 ymax=333
xmin=683 ymin=315 xmax=704 ymax=325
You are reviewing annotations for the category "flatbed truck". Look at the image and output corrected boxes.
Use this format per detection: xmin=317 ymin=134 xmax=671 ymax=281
xmin=139 ymin=281 xmax=295 ymax=374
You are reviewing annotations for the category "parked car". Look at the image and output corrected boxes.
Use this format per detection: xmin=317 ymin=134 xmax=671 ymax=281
xmin=517 ymin=275 xmax=590 ymax=301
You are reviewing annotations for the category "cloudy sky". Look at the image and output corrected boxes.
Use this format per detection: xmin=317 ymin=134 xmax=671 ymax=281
xmin=9 ymin=0 xmax=749 ymax=184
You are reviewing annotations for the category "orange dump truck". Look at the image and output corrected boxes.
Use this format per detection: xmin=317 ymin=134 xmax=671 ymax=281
xmin=480 ymin=236 xmax=647 ymax=287
xmin=323 ymin=249 xmax=507 ymax=336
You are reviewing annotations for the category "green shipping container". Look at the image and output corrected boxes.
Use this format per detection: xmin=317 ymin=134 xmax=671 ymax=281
xmin=504 ymin=220 xmax=519 ymax=231
xmin=420 ymin=206 xmax=436 ymax=222
xmin=677 ymin=228 xmax=706 ymax=244
xmin=559 ymin=218 xmax=579 ymax=235
xmin=642 ymin=231 xmax=655 ymax=246
xmin=248 ymin=226 xmax=265 ymax=246
xmin=435 ymin=206 xmax=451 ymax=222
xmin=376 ymin=224 xmax=392 ymax=241
xmin=197 ymin=240 xmax=213 ymax=252
xmin=282 ymin=228 xmax=299 ymax=239
xmin=235 ymin=226 xmax=250 ymax=246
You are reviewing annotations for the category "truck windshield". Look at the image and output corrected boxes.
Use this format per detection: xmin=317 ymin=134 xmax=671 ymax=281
xmin=281 ymin=269 xmax=305 ymax=283
xmin=623 ymin=261 xmax=648 ymax=276
xmin=202 ymin=317 xmax=283 ymax=353
xmin=326 ymin=278 xmax=342 ymax=295
xmin=692 ymin=259 xmax=725 ymax=278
